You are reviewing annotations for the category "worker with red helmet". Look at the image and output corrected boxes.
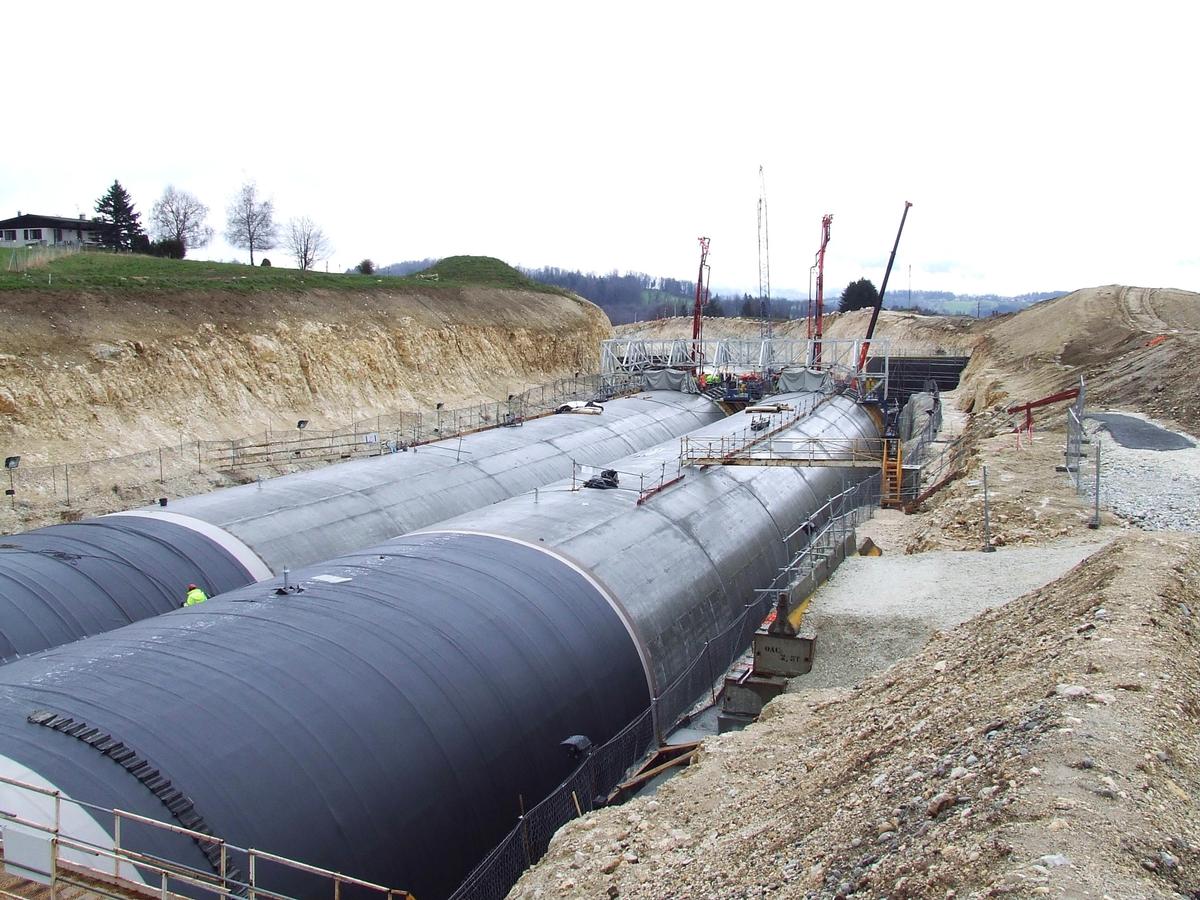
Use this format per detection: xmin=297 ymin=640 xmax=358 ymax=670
xmin=183 ymin=583 xmax=208 ymax=607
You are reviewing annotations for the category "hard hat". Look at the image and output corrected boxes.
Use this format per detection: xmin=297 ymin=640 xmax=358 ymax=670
xmin=187 ymin=583 xmax=198 ymax=590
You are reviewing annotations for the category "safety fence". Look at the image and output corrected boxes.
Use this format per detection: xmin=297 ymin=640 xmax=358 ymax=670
xmin=0 ymin=773 xmax=412 ymax=900
xmin=1064 ymin=379 xmax=1088 ymax=495
xmin=2 ymin=243 xmax=83 ymax=274
xmin=0 ymin=373 xmax=639 ymax=523
xmin=448 ymin=473 xmax=883 ymax=900
xmin=201 ymin=374 xmax=639 ymax=470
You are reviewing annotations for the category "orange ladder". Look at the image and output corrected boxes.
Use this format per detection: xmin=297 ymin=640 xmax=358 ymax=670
xmin=881 ymin=438 xmax=904 ymax=507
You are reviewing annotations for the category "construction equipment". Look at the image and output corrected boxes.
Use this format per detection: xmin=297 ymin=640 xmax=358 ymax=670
xmin=881 ymin=434 xmax=904 ymax=507
xmin=809 ymin=214 xmax=833 ymax=368
xmin=857 ymin=201 xmax=913 ymax=373
xmin=757 ymin=166 xmax=772 ymax=339
xmin=691 ymin=236 xmax=711 ymax=367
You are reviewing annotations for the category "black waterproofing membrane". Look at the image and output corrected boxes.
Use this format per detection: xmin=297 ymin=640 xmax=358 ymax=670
xmin=0 ymin=532 xmax=647 ymax=900
xmin=0 ymin=517 xmax=256 ymax=663
xmin=0 ymin=392 xmax=720 ymax=664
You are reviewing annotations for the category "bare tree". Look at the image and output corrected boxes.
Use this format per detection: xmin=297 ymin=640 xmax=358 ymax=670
xmin=284 ymin=216 xmax=332 ymax=272
xmin=224 ymin=182 xmax=278 ymax=266
xmin=150 ymin=186 xmax=213 ymax=257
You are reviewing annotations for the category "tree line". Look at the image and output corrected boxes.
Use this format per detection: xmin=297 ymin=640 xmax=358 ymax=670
xmin=89 ymin=179 xmax=334 ymax=271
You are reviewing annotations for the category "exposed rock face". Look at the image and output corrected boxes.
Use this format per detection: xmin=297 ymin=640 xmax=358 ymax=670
xmin=0 ymin=286 xmax=609 ymax=458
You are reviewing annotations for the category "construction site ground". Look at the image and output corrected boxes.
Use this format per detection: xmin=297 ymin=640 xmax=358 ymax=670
xmin=510 ymin=287 xmax=1200 ymax=899
xmin=1 ymin=285 xmax=1197 ymax=899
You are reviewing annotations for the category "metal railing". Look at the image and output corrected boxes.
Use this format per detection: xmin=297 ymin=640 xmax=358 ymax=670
xmin=0 ymin=373 xmax=639 ymax=529
xmin=762 ymin=473 xmax=882 ymax=596
xmin=682 ymin=434 xmax=884 ymax=467
xmin=600 ymin=337 xmax=894 ymax=378
xmin=0 ymin=773 xmax=412 ymax=900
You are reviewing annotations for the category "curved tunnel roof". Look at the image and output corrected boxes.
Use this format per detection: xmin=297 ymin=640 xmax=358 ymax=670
xmin=0 ymin=391 xmax=880 ymax=899
xmin=0 ymin=532 xmax=649 ymax=899
xmin=0 ymin=392 xmax=721 ymax=664
xmin=136 ymin=390 xmax=722 ymax=574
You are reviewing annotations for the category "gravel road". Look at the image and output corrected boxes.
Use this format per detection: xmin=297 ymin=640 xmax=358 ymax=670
xmin=795 ymin=534 xmax=1112 ymax=692
xmin=1085 ymin=411 xmax=1200 ymax=532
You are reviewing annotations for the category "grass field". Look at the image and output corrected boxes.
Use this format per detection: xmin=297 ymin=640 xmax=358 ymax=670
xmin=0 ymin=249 xmax=562 ymax=295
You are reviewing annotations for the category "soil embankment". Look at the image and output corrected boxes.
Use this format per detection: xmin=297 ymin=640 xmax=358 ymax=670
xmin=0 ymin=285 xmax=609 ymax=459
xmin=511 ymin=286 xmax=1200 ymax=898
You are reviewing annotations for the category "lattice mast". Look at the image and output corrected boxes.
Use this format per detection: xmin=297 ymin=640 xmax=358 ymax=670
xmin=757 ymin=166 xmax=772 ymax=339
xmin=810 ymin=214 xmax=833 ymax=368
xmin=692 ymin=236 xmax=711 ymax=365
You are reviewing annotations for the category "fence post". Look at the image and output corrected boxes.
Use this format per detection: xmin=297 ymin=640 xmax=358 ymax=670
xmin=519 ymin=815 xmax=532 ymax=866
xmin=1088 ymin=439 xmax=1101 ymax=529
xmin=981 ymin=465 xmax=996 ymax=553
xmin=65 ymin=465 xmax=71 ymax=507
xmin=159 ymin=447 xmax=164 ymax=484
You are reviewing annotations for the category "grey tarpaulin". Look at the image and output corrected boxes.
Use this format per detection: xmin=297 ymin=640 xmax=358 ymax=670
xmin=640 ymin=369 xmax=699 ymax=393
xmin=775 ymin=367 xmax=833 ymax=394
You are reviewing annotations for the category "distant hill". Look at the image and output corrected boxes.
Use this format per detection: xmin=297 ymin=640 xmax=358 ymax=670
xmin=375 ymin=259 xmax=1062 ymax=323
xmin=375 ymin=258 xmax=438 ymax=277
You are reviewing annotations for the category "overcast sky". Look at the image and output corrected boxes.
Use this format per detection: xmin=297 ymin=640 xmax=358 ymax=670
xmin=6 ymin=2 xmax=1197 ymax=296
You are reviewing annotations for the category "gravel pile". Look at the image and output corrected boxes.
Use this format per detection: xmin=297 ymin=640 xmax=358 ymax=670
xmin=795 ymin=537 xmax=1108 ymax=693
xmin=1085 ymin=413 xmax=1200 ymax=533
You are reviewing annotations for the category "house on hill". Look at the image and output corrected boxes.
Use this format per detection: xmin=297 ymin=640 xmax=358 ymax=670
xmin=0 ymin=212 xmax=111 ymax=248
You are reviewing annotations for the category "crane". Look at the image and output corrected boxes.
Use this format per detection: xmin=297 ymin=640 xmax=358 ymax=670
xmin=857 ymin=201 xmax=913 ymax=373
xmin=757 ymin=166 xmax=772 ymax=339
xmin=809 ymin=214 xmax=833 ymax=368
xmin=692 ymin=236 xmax=711 ymax=366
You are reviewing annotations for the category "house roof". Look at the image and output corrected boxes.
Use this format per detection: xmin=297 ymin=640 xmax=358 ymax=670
xmin=0 ymin=213 xmax=111 ymax=231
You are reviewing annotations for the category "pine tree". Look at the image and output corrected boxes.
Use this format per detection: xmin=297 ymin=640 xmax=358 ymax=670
xmin=838 ymin=278 xmax=879 ymax=313
xmin=94 ymin=180 xmax=144 ymax=251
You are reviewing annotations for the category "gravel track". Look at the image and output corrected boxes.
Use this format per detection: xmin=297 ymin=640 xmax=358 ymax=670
xmin=794 ymin=535 xmax=1112 ymax=692
xmin=1085 ymin=411 xmax=1200 ymax=532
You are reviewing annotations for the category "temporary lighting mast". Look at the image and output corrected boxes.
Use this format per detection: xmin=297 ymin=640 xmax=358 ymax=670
xmin=757 ymin=166 xmax=771 ymax=339
xmin=857 ymin=201 xmax=913 ymax=373
xmin=810 ymin=214 xmax=833 ymax=368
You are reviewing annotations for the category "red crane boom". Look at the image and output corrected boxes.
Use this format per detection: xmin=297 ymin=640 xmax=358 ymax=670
xmin=692 ymin=236 xmax=711 ymax=345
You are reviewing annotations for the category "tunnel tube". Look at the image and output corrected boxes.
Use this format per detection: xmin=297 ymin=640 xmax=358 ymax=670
xmin=0 ymin=393 xmax=879 ymax=899
xmin=0 ymin=391 xmax=722 ymax=664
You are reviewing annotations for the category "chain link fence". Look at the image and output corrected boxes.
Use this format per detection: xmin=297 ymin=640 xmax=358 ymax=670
xmin=2 ymin=374 xmax=640 ymax=526
xmin=1064 ymin=378 xmax=1088 ymax=494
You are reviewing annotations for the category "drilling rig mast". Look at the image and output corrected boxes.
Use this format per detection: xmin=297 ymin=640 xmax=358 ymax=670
xmin=692 ymin=236 xmax=711 ymax=365
xmin=757 ymin=166 xmax=772 ymax=339
xmin=809 ymin=214 xmax=833 ymax=368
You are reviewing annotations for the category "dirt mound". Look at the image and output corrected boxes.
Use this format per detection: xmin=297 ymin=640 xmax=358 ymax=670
xmin=0 ymin=286 xmax=608 ymax=461
xmin=509 ymin=532 xmax=1200 ymax=899
xmin=616 ymin=310 xmax=983 ymax=356
xmin=983 ymin=286 xmax=1200 ymax=432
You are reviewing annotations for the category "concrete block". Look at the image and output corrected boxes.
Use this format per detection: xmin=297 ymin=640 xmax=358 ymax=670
xmin=753 ymin=631 xmax=815 ymax=677
xmin=721 ymin=673 xmax=788 ymax=717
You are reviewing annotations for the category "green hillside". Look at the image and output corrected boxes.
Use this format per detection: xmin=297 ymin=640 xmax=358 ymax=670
xmin=0 ymin=249 xmax=559 ymax=295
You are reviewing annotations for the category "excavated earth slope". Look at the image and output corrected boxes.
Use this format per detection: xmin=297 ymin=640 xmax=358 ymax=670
xmin=511 ymin=532 xmax=1200 ymax=899
xmin=0 ymin=286 xmax=609 ymax=459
